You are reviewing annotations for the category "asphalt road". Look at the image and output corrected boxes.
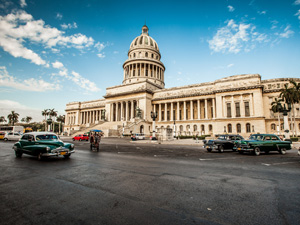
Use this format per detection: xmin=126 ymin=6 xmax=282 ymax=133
xmin=1 ymin=138 xmax=300 ymax=225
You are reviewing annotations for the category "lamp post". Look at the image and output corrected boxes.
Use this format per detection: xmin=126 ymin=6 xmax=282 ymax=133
xmin=173 ymin=119 xmax=176 ymax=138
xmin=150 ymin=111 xmax=157 ymax=139
xmin=278 ymin=102 xmax=292 ymax=140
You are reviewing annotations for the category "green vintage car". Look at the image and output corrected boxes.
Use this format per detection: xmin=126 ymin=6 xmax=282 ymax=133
xmin=236 ymin=134 xmax=291 ymax=156
xmin=13 ymin=132 xmax=75 ymax=160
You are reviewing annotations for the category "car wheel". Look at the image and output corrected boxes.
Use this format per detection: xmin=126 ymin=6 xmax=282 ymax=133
xmin=279 ymin=148 xmax=287 ymax=155
xmin=218 ymin=146 xmax=224 ymax=153
xmin=238 ymin=150 xmax=244 ymax=154
xmin=15 ymin=149 xmax=23 ymax=158
xmin=72 ymin=138 xmax=75 ymax=141
xmin=254 ymin=147 xmax=261 ymax=156
xmin=37 ymin=153 xmax=43 ymax=160
xmin=207 ymin=149 xmax=212 ymax=152
xmin=4 ymin=138 xmax=8 ymax=141
xmin=63 ymin=154 xmax=70 ymax=159
xmin=79 ymin=139 xmax=82 ymax=141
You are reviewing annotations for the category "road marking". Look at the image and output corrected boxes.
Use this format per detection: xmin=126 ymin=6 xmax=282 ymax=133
xmin=262 ymin=161 xmax=300 ymax=166
xmin=199 ymin=157 xmax=238 ymax=161
xmin=117 ymin=152 xmax=136 ymax=154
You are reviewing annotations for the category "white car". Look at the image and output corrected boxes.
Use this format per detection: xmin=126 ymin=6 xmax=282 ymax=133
xmin=4 ymin=132 xmax=22 ymax=141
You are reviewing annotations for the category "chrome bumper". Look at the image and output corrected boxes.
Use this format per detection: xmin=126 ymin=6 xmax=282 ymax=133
xmin=42 ymin=149 xmax=75 ymax=157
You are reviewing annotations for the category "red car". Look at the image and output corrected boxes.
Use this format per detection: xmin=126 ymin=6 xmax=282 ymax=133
xmin=72 ymin=134 xmax=89 ymax=141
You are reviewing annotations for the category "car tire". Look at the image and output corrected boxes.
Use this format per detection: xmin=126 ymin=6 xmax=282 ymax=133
xmin=238 ymin=150 xmax=244 ymax=154
xmin=279 ymin=148 xmax=287 ymax=155
xmin=63 ymin=154 xmax=70 ymax=159
xmin=207 ymin=149 xmax=212 ymax=152
xmin=218 ymin=146 xmax=224 ymax=153
xmin=15 ymin=150 xmax=23 ymax=158
xmin=72 ymin=138 xmax=75 ymax=141
xmin=4 ymin=138 xmax=8 ymax=142
xmin=254 ymin=147 xmax=261 ymax=156
xmin=79 ymin=139 xmax=82 ymax=141
xmin=37 ymin=153 xmax=43 ymax=161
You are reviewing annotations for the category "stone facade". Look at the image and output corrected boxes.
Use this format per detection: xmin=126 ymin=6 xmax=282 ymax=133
xmin=64 ymin=26 xmax=300 ymax=137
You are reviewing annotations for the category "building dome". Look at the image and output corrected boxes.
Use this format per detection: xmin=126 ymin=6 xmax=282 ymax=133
xmin=122 ymin=25 xmax=165 ymax=89
xmin=129 ymin=25 xmax=160 ymax=52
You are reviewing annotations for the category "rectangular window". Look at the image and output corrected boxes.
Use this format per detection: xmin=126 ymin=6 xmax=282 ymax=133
xmin=245 ymin=102 xmax=250 ymax=117
xmin=235 ymin=102 xmax=240 ymax=117
xmin=167 ymin=111 xmax=170 ymax=121
xmin=179 ymin=110 xmax=182 ymax=120
xmin=161 ymin=111 xmax=164 ymax=121
xmin=227 ymin=103 xmax=232 ymax=118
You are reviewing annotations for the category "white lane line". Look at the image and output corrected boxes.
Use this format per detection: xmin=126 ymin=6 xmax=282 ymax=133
xmin=262 ymin=161 xmax=299 ymax=166
xmin=199 ymin=157 xmax=238 ymax=161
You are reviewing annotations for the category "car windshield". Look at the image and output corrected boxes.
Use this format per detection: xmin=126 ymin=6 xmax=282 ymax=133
xmin=36 ymin=134 xmax=58 ymax=140
xmin=217 ymin=136 xmax=226 ymax=140
xmin=249 ymin=135 xmax=263 ymax=140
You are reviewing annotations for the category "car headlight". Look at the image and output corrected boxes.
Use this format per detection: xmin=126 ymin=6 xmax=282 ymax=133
xmin=71 ymin=144 xmax=74 ymax=149
xmin=46 ymin=147 xmax=50 ymax=152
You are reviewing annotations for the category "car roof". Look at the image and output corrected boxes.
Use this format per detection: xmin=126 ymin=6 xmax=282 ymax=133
xmin=23 ymin=132 xmax=57 ymax=137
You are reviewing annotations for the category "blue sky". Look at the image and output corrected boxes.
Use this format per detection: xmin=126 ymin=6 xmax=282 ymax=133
xmin=0 ymin=0 xmax=300 ymax=121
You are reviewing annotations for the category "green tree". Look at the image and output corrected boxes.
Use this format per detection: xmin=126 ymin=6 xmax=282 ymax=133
xmin=0 ymin=116 xmax=7 ymax=124
xmin=25 ymin=116 xmax=32 ymax=123
xmin=7 ymin=111 xmax=19 ymax=126
xmin=49 ymin=109 xmax=58 ymax=132
xmin=42 ymin=109 xmax=49 ymax=131
xmin=271 ymin=98 xmax=283 ymax=134
xmin=289 ymin=80 xmax=300 ymax=136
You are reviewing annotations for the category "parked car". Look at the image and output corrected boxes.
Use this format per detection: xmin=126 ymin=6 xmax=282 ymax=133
xmin=204 ymin=134 xmax=244 ymax=153
xmin=13 ymin=132 xmax=75 ymax=160
xmin=4 ymin=132 xmax=22 ymax=141
xmin=235 ymin=134 xmax=292 ymax=156
xmin=131 ymin=133 xmax=145 ymax=140
xmin=0 ymin=132 xmax=5 ymax=140
xmin=72 ymin=134 xmax=89 ymax=141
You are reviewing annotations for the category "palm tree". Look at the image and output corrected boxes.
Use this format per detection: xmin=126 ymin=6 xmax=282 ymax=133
xmin=0 ymin=116 xmax=7 ymax=124
xmin=42 ymin=109 xmax=49 ymax=131
xmin=289 ymin=80 xmax=300 ymax=136
xmin=49 ymin=109 xmax=58 ymax=132
xmin=25 ymin=116 xmax=32 ymax=123
xmin=56 ymin=115 xmax=65 ymax=134
xmin=21 ymin=118 xmax=26 ymax=123
xmin=271 ymin=98 xmax=283 ymax=135
xmin=7 ymin=111 xmax=19 ymax=126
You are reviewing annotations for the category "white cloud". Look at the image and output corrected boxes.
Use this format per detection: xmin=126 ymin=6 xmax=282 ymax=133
xmin=0 ymin=10 xmax=97 ymax=66
xmin=208 ymin=19 xmax=268 ymax=54
xmin=56 ymin=13 xmax=63 ymax=20
xmin=0 ymin=66 xmax=60 ymax=92
xmin=279 ymin=25 xmax=294 ymax=38
xmin=95 ymin=42 xmax=105 ymax=51
xmin=52 ymin=61 xmax=64 ymax=69
xmin=227 ymin=64 xmax=234 ymax=68
xmin=294 ymin=0 xmax=300 ymax=5
xmin=227 ymin=5 xmax=235 ymax=12
xmin=295 ymin=10 xmax=300 ymax=20
xmin=61 ymin=22 xmax=78 ymax=30
xmin=258 ymin=11 xmax=266 ymax=15
xmin=70 ymin=71 xmax=100 ymax=92
xmin=97 ymin=53 xmax=105 ymax=58
xmin=113 ymin=51 xmax=119 ymax=54
xmin=20 ymin=0 xmax=27 ymax=8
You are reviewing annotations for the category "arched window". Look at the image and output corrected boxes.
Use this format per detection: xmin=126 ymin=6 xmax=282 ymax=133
xmin=271 ymin=123 xmax=276 ymax=131
xmin=186 ymin=125 xmax=190 ymax=132
xmin=145 ymin=52 xmax=148 ymax=57
xmin=237 ymin=123 xmax=241 ymax=133
xmin=209 ymin=124 xmax=213 ymax=132
xmin=228 ymin=124 xmax=232 ymax=133
xmin=133 ymin=53 xmax=136 ymax=58
xmin=246 ymin=123 xmax=251 ymax=133
xmin=299 ymin=123 xmax=300 ymax=130
xmin=150 ymin=38 xmax=153 ymax=46
xmin=193 ymin=125 xmax=197 ymax=131
xmin=151 ymin=54 xmax=154 ymax=58
xmin=139 ymin=36 xmax=143 ymax=45
xmin=201 ymin=125 xmax=205 ymax=132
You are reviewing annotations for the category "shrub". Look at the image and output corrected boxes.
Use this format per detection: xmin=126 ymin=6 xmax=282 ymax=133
xmin=290 ymin=137 xmax=298 ymax=142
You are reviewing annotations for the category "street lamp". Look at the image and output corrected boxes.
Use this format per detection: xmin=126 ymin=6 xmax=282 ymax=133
xmin=150 ymin=111 xmax=157 ymax=139
xmin=278 ymin=102 xmax=292 ymax=140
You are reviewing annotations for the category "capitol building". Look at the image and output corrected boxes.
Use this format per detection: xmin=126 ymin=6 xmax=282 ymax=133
xmin=64 ymin=25 xmax=300 ymax=138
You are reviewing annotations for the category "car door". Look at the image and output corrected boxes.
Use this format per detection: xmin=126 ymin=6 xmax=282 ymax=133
xmin=263 ymin=136 xmax=273 ymax=151
xmin=12 ymin=133 xmax=21 ymax=141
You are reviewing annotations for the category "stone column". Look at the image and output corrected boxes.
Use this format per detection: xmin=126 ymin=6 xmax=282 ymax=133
xmin=125 ymin=101 xmax=129 ymax=121
xmin=197 ymin=100 xmax=200 ymax=120
xmin=205 ymin=99 xmax=208 ymax=119
xmin=250 ymin=93 xmax=254 ymax=116
xmin=116 ymin=102 xmax=119 ymax=122
xmin=159 ymin=103 xmax=162 ymax=122
xmin=165 ymin=103 xmax=167 ymax=121
xmin=183 ymin=101 xmax=186 ymax=120
xmin=232 ymin=96 xmax=235 ymax=118
xmin=241 ymin=95 xmax=245 ymax=117
xmin=212 ymin=98 xmax=216 ymax=118
xmin=177 ymin=102 xmax=180 ymax=120
xmin=131 ymin=101 xmax=134 ymax=120
xmin=171 ymin=102 xmax=174 ymax=121
xmin=190 ymin=100 xmax=193 ymax=120
xmin=120 ymin=102 xmax=123 ymax=121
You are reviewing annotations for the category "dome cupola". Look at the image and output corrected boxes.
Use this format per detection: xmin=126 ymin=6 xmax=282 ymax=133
xmin=123 ymin=25 xmax=165 ymax=88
